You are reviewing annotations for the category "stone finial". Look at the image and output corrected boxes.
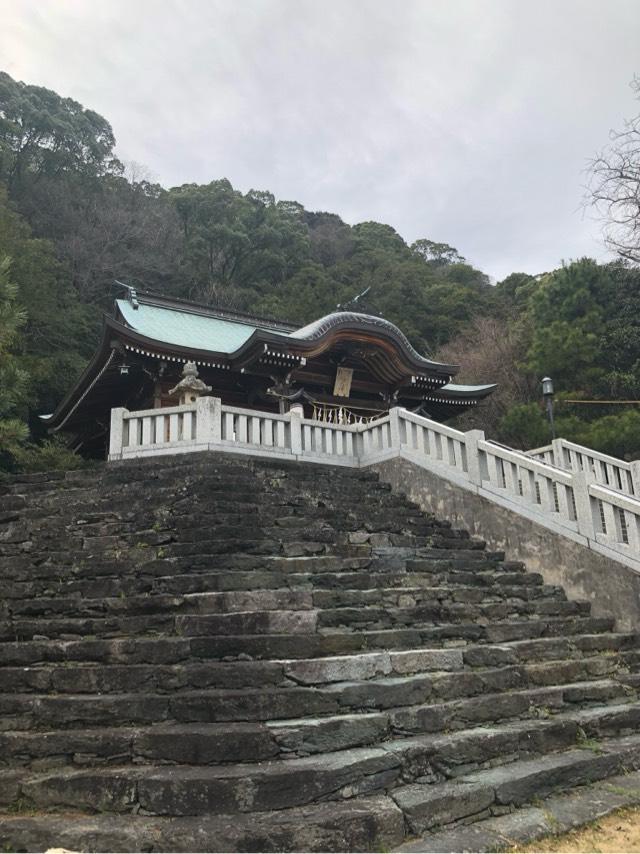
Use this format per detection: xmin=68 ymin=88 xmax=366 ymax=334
xmin=169 ymin=361 xmax=212 ymax=406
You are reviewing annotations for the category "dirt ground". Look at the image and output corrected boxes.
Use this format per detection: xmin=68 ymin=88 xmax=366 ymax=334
xmin=512 ymin=805 xmax=640 ymax=852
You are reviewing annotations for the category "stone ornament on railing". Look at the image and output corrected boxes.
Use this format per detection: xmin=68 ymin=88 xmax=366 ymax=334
xmin=108 ymin=400 xmax=640 ymax=573
xmin=168 ymin=361 xmax=212 ymax=406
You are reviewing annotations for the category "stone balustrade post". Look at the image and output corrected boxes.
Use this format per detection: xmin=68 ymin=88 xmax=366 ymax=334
xmin=108 ymin=407 xmax=128 ymax=459
xmin=464 ymin=429 xmax=485 ymax=486
xmin=572 ymin=470 xmax=596 ymax=541
xmin=388 ymin=407 xmax=402 ymax=451
xmin=630 ymin=460 xmax=640 ymax=497
xmin=552 ymin=438 xmax=567 ymax=469
xmin=289 ymin=404 xmax=303 ymax=456
xmin=196 ymin=396 xmax=222 ymax=446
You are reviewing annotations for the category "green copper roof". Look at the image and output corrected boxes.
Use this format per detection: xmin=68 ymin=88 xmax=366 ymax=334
xmin=117 ymin=299 xmax=290 ymax=353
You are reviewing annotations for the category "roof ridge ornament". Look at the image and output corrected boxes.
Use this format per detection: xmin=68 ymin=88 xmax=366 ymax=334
xmin=336 ymin=285 xmax=371 ymax=311
xmin=114 ymin=279 xmax=139 ymax=310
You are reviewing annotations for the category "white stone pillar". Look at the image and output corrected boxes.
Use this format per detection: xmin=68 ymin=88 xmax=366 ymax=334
xmin=552 ymin=438 xmax=566 ymax=469
xmin=389 ymin=407 xmax=402 ymax=451
xmin=464 ymin=429 xmax=485 ymax=486
xmin=108 ymin=407 xmax=127 ymax=460
xmin=572 ymin=470 xmax=596 ymax=541
xmin=196 ymin=396 xmax=222 ymax=446
xmin=290 ymin=405 xmax=303 ymax=456
xmin=630 ymin=460 xmax=640 ymax=497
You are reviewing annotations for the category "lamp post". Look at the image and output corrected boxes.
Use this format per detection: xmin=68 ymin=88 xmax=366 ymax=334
xmin=542 ymin=376 xmax=556 ymax=440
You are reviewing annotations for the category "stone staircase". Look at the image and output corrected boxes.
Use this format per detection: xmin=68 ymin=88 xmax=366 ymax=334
xmin=2 ymin=454 xmax=640 ymax=852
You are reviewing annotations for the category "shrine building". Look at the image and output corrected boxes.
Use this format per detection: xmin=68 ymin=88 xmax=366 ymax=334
xmin=42 ymin=288 xmax=496 ymax=456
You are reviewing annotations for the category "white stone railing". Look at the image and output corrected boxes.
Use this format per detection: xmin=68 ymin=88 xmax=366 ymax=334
xmin=108 ymin=399 xmax=640 ymax=572
xmin=108 ymin=398 xmax=368 ymax=466
xmin=527 ymin=438 xmax=640 ymax=497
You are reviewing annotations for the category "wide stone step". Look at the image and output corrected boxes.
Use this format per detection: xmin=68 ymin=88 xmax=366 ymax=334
xmin=1 ymin=608 xmax=323 ymax=642
xmin=0 ymin=616 xmax=618 ymax=668
xmin=463 ymin=631 xmax=640 ymax=666
xmin=15 ymin=727 xmax=640 ymax=818
xmin=0 ymin=540 xmax=496 ymax=580
xmin=7 ymin=589 xmax=319 ymax=619
xmin=391 ymin=678 xmax=633 ymax=737
xmin=1 ymin=508 xmax=429 ymax=547
xmin=0 ymin=553 xmax=540 ymax=599
xmin=3 ymin=634 xmax=638 ymax=695
xmin=0 ymin=541 xmax=387 ymax=581
xmin=310 ymin=584 xmax=568 ymax=608
xmin=313 ymin=599 xmax=590 ymax=630
xmin=174 ymin=600 xmax=591 ymax=639
xmin=0 ymin=568 xmax=565 ymax=608
xmin=0 ymin=456 xmax=381 ymax=493
xmin=5 ymin=687 xmax=640 ymax=772
xmin=391 ymin=732 xmax=640 ymax=836
xmin=6 ymin=697 xmax=640 ymax=772
xmin=0 ymin=722 xmax=281 ymax=768
xmin=0 ymin=648 xmax=462 ymax=695
xmin=270 ymin=695 xmax=640 ymax=758
xmin=0 ymin=794 xmax=405 ymax=852
xmin=0 ymin=659 xmax=286 ymax=694
xmin=17 ymin=748 xmax=402 ymax=815
xmin=2 ymin=582 xmax=571 ymax=622
xmin=2 ymin=483 xmax=408 ymax=521
xmin=318 ymin=663 xmax=628 ymax=715
xmin=406 ymin=549 xmax=505 ymax=564
xmin=0 ymin=660 xmax=632 ymax=731
xmin=13 ymin=587 xmax=580 ymax=642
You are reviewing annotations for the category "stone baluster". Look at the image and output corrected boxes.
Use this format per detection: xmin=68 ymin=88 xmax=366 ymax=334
xmin=463 ymin=429 xmax=485 ymax=486
xmin=290 ymin=403 xmax=303 ymax=455
xmin=196 ymin=396 xmax=222 ymax=446
xmin=572 ymin=469 xmax=597 ymax=541
xmin=108 ymin=407 xmax=128 ymax=459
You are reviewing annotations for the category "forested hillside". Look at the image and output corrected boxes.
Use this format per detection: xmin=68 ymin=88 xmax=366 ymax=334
xmin=1 ymin=69 xmax=640 ymax=470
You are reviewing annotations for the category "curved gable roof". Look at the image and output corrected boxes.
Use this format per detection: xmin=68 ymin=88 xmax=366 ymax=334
xmin=288 ymin=311 xmax=457 ymax=375
xmin=116 ymin=298 xmax=291 ymax=353
xmin=115 ymin=297 xmax=459 ymax=380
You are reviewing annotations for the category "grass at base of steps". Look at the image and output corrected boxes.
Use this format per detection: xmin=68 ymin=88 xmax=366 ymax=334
xmin=513 ymin=804 xmax=640 ymax=852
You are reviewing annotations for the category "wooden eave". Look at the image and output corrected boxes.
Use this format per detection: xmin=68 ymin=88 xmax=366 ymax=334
xmin=232 ymin=328 xmax=457 ymax=386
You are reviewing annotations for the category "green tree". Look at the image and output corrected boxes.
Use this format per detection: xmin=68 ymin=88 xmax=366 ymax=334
xmin=411 ymin=239 xmax=465 ymax=266
xmin=499 ymin=403 xmax=551 ymax=450
xmin=305 ymin=211 xmax=354 ymax=267
xmin=0 ymin=184 xmax=96 ymax=415
xmin=526 ymin=259 xmax=609 ymax=391
xmin=352 ymin=222 xmax=409 ymax=257
xmin=0 ymin=255 xmax=29 ymax=464
xmin=0 ymin=70 xmax=120 ymax=192
xmin=169 ymin=180 xmax=309 ymax=306
xmin=254 ymin=263 xmax=339 ymax=323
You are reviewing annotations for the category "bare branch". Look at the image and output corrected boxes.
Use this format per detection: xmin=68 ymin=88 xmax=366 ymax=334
xmin=587 ymin=80 xmax=640 ymax=264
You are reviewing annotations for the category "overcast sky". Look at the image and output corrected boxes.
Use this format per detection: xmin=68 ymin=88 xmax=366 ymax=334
xmin=1 ymin=0 xmax=639 ymax=280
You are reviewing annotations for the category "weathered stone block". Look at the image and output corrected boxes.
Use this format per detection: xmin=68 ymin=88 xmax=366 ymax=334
xmin=393 ymin=780 xmax=495 ymax=833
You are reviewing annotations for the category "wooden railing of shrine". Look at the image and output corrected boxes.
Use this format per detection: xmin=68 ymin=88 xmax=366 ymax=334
xmin=108 ymin=398 xmax=640 ymax=572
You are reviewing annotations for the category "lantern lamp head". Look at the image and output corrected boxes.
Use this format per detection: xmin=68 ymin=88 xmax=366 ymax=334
xmin=541 ymin=376 xmax=554 ymax=398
